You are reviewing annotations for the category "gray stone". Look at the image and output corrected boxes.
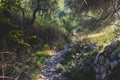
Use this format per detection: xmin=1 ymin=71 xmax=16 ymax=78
xmin=118 ymin=59 xmax=120 ymax=62
xmin=96 ymin=74 xmax=101 ymax=80
xmin=108 ymin=70 xmax=112 ymax=75
xmin=104 ymin=58 xmax=110 ymax=68
xmin=101 ymin=72 xmax=107 ymax=79
xmin=118 ymin=53 xmax=120 ymax=58
xmin=105 ymin=58 xmax=110 ymax=65
xmin=56 ymin=63 xmax=65 ymax=72
xmin=94 ymin=54 xmax=99 ymax=64
xmin=100 ymin=66 xmax=106 ymax=74
xmin=110 ymin=52 xmax=116 ymax=60
xmin=76 ymin=53 xmax=82 ymax=59
xmin=95 ymin=68 xmax=99 ymax=73
xmin=110 ymin=60 xmax=118 ymax=69
xmin=111 ymin=40 xmax=120 ymax=48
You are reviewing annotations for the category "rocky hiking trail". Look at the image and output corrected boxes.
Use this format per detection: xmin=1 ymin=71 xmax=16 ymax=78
xmin=37 ymin=43 xmax=75 ymax=80
xmin=36 ymin=40 xmax=120 ymax=80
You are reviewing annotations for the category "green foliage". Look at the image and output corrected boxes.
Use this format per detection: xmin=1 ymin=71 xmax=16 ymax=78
xmin=114 ymin=26 xmax=120 ymax=39
xmin=89 ymin=26 xmax=118 ymax=49
xmin=62 ymin=16 xmax=77 ymax=31
xmin=32 ymin=51 xmax=50 ymax=68
xmin=37 ymin=61 xmax=42 ymax=68
xmin=43 ymin=44 xmax=50 ymax=50
xmin=32 ymin=18 xmax=69 ymax=50
xmin=9 ymin=29 xmax=30 ymax=47
xmin=61 ymin=51 xmax=75 ymax=66
xmin=81 ymin=18 xmax=102 ymax=31
xmin=56 ymin=0 xmax=65 ymax=12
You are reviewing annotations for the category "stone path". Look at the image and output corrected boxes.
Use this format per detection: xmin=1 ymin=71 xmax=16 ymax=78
xmin=37 ymin=43 xmax=75 ymax=80
xmin=37 ymin=40 xmax=120 ymax=80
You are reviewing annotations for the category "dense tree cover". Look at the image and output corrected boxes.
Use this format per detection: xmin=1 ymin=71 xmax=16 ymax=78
xmin=0 ymin=0 xmax=120 ymax=80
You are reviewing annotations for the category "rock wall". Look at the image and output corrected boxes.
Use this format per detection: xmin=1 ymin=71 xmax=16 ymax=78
xmin=94 ymin=40 xmax=120 ymax=80
xmin=75 ymin=40 xmax=120 ymax=80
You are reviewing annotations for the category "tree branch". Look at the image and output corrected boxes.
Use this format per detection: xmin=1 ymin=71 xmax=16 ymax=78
xmin=31 ymin=0 xmax=40 ymax=24
xmin=100 ymin=6 xmax=120 ymax=20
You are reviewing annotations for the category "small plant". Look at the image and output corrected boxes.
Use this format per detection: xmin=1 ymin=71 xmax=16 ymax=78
xmin=43 ymin=44 xmax=50 ymax=50
xmin=32 ymin=51 xmax=50 ymax=68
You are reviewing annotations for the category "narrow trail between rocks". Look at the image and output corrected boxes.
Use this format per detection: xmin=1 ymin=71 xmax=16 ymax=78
xmin=37 ymin=43 xmax=75 ymax=80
